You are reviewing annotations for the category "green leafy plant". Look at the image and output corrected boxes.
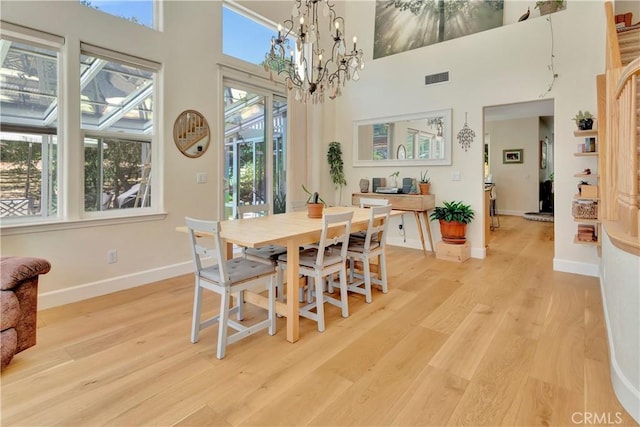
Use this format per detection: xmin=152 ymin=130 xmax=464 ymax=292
xmin=302 ymin=184 xmax=326 ymax=206
xmin=429 ymin=200 xmax=475 ymax=224
xmin=420 ymin=170 xmax=430 ymax=184
xmin=327 ymin=141 xmax=347 ymax=205
xmin=572 ymin=110 xmax=594 ymax=125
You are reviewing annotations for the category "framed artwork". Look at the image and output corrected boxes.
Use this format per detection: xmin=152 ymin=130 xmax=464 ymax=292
xmin=373 ymin=0 xmax=504 ymax=59
xmin=540 ymin=140 xmax=547 ymax=169
xmin=503 ymin=149 xmax=523 ymax=164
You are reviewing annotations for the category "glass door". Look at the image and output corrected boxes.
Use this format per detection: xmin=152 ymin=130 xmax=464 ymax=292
xmin=223 ymin=81 xmax=287 ymax=220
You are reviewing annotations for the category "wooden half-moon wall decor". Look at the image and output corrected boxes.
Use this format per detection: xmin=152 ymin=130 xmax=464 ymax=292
xmin=173 ymin=110 xmax=210 ymax=158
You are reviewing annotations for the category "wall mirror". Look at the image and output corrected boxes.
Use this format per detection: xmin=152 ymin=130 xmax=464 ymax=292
xmin=353 ymin=109 xmax=452 ymax=167
xmin=173 ymin=110 xmax=210 ymax=158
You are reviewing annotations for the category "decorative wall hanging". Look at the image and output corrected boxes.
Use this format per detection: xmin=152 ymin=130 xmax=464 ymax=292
xmin=373 ymin=0 xmax=504 ymax=59
xmin=173 ymin=110 xmax=210 ymax=158
xmin=457 ymin=112 xmax=475 ymax=152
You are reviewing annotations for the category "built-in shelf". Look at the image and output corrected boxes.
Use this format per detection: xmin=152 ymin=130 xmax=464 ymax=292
xmin=573 ymin=173 xmax=599 ymax=178
xmin=573 ymin=218 xmax=601 ymax=224
xmin=574 ymin=152 xmax=598 ymax=157
xmin=573 ymin=129 xmax=598 ymax=137
xmin=574 ymin=194 xmax=600 ymax=201
xmin=573 ymin=236 xmax=600 ymax=246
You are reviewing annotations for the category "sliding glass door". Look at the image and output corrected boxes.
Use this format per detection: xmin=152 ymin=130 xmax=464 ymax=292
xmin=223 ymin=81 xmax=287 ymax=220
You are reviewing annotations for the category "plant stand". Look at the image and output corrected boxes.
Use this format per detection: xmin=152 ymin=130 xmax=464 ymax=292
xmin=436 ymin=241 xmax=470 ymax=263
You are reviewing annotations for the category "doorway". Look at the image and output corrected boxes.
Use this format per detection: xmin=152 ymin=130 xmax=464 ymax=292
xmin=483 ymin=99 xmax=555 ymax=247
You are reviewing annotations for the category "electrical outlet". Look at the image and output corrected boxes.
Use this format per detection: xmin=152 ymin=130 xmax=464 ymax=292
xmin=451 ymin=171 xmax=461 ymax=181
xmin=107 ymin=249 xmax=118 ymax=264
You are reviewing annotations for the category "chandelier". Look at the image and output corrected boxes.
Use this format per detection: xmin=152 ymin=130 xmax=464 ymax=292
xmin=264 ymin=0 xmax=364 ymax=103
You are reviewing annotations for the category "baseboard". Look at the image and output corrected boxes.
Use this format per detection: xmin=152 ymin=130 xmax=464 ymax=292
xmin=599 ymin=275 xmax=640 ymax=424
xmin=497 ymin=209 xmax=526 ymax=216
xmin=38 ymin=261 xmax=193 ymax=310
xmin=387 ymin=236 xmax=485 ymax=259
xmin=553 ymin=258 xmax=600 ymax=277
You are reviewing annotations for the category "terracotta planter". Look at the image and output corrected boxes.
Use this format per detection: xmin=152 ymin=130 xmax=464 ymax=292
xmin=307 ymin=203 xmax=324 ymax=218
xmin=439 ymin=220 xmax=467 ymax=244
xmin=419 ymin=183 xmax=431 ymax=195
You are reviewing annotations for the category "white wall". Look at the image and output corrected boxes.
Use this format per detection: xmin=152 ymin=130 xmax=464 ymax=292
xmin=330 ymin=0 xmax=605 ymax=269
xmin=600 ymin=231 xmax=640 ymax=424
xmin=486 ymin=117 xmax=540 ymax=216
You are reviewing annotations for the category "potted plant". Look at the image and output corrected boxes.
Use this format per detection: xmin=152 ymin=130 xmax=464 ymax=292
xmin=327 ymin=141 xmax=347 ymax=205
xmin=572 ymin=110 xmax=595 ymax=130
xmin=535 ymin=0 xmax=564 ymax=16
xmin=419 ymin=170 xmax=431 ymax=195
xmin=429 ymin=200 xmax=475 ymax=244
xmin=302 ymin=184 xmax=326 ymax=218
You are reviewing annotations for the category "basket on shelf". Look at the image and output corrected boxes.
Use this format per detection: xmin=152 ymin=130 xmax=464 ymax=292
xmin=572 ymin=200 xmax=598 ymax=219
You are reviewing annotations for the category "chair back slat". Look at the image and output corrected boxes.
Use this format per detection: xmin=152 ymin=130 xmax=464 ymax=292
xmin=185 ymin=217 xmax=228 ymax=282
xmin=364 ymin=205 xmax=392 ymax=250
xmin=359 ymin=197 xmax=389 ymax=208
xmin=237 ymin=203 xmax=271 ymax=219
xmin=315 ymin=211 xmax=353 ymax=267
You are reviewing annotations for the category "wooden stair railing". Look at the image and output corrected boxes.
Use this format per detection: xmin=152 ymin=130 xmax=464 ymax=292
xmin=601 ymin=2 xmax=640 ymax=255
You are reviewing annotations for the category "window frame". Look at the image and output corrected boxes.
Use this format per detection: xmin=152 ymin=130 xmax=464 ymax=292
xmin=0 ymin=26 xmax=165 ymax=235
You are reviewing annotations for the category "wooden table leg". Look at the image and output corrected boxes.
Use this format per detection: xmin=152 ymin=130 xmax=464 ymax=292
xmin=286 ymin=240 xmax=300 ymax=343
xmin=422 ymin=210 xmax=435 ymax=252
xmin=414 ymin=211 xmax=428 ymax=255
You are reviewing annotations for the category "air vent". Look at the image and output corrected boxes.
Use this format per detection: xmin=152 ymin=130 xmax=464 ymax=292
xmin=425 ymin=71 xmax=450 ymax=86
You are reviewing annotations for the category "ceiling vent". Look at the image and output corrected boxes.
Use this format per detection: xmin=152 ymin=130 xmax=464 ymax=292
xmin=425 ymin=71 xmax=450 ymax=86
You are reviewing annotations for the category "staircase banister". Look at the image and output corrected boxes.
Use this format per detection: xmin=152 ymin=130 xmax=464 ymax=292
xmin=615 ymin=57 xmax=640 ymax=98
xmin=605 ymin=2 xmax=623 ymax=70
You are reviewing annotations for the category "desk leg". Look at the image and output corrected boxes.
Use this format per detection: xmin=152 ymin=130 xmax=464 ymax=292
xmin=422 ymin=210 xmax=435 ymax=252
xmin=286 ymin=240 xmax=300 ymax=343
xmin=414 ymin=211 xmax=428 ymax=255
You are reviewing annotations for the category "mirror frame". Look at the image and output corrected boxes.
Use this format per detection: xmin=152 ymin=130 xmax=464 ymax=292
xmin=173 ymin=110 xmax=210 ymax=158
xmin=353 ymin=109 xmax=452 ymax=167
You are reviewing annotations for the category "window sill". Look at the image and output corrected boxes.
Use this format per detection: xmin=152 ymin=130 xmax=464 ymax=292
xmin=0 ymin=211 xmax=168 ymax=236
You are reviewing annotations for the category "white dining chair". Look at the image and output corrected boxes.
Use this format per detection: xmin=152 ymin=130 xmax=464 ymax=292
xmin=236 ymin=203 xmax=288 ymax=264
xmin=277 ymin=211 xmax=353 ymax=332
xmin=347 ymin=204 xmax=392 ymax=303
xmin=351 ymin=197 xmax=389 ymax=240
xmin=185 ymin=217 xmax=277 ymax=359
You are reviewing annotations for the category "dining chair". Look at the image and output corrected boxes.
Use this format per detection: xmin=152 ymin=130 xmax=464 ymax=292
xmin=347 ymin=204 xmax=392 ymax=303
xmin=351 ymin=197 xmax=390 ymax=240
xmin=236 ymin=203 xmax=288 ymax=264
xmin=185 ymin=217 xmax=277 ymax=359
xmin=277 ymin=211 xmax=353 ymax=332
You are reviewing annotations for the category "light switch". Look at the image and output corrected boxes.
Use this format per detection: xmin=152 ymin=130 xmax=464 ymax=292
xmin=196 ymin=172 xmax=208 ymax=184
xmin=451 ymin=171 xmax=461 ymax=181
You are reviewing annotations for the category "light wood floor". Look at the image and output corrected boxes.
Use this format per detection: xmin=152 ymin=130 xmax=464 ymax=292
xmin=1 ymin=216 xmax=637 ymax=426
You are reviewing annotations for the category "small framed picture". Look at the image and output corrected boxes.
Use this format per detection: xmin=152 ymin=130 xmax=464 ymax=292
xmin=503 ymin=149 xmax=523 ymax=164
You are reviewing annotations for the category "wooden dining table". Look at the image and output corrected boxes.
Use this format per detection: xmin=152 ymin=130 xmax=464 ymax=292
xmin=177 ymin=206 xmax=401 ymax=343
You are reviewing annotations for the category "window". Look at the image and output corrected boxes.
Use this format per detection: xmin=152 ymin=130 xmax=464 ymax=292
xmin=80 ymin=0 xmax=155 ymax=29
xmin=0 ymin=38 xmax=60 ymax=219
xmin=373 ymin=124 xmax=391 ymax=160
xmin=80 ymin=45 xmax=157 ymax=212
xmin=222 ymin=4 xmax=278 ymax=65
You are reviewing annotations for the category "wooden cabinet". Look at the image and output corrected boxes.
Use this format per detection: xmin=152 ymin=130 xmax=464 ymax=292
xmin=572 ymin=129 xmax=600 ymax=246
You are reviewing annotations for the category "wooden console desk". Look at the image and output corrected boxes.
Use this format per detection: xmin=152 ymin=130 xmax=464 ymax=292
xmin=352 ymin=193 xmax=436 ymax=255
